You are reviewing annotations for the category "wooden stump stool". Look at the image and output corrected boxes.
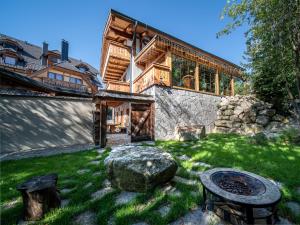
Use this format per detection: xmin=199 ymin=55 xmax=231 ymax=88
xmin=17 ymin=173 xmax=61 ymax=221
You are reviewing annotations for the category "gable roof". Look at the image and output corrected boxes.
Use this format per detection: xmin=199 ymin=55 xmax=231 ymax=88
xmin=0 ymin=33 xmax=99 ymax=76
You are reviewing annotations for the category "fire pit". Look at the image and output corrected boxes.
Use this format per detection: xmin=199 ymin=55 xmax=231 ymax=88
xmin=200 ymin=168 xmax=281 ymax=225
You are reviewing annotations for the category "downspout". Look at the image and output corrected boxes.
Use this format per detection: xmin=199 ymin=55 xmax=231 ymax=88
xmin=130 ymin=21 xmax=138 ymax=93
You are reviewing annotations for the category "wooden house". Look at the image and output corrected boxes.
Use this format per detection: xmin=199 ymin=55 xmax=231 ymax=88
xmin=0 ymin=34 xmax=101 ymax=97
xmin=95 ymin=10 xmax=243 ymax=146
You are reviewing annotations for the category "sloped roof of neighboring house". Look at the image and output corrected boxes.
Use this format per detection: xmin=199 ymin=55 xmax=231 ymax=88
xmin=0 ymin=33 xmax=101 ymax=86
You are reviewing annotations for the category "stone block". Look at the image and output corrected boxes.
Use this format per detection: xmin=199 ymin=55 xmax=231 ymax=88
xmin=256 ymin=116 xmax=270 ymax=126
xmin=259 ymin=109 xmax=276 ymax=117
xmin=215 ymin=120 xmax=233 ymax=128
xmin=224 ymin=109 xmax=234 ymax=116
xmin=175 ymin=125 xmax=206 ymax=141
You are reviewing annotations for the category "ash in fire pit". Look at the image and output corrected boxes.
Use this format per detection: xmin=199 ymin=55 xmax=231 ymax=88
xmin=211 ymin=171 xmax=266 ymax=196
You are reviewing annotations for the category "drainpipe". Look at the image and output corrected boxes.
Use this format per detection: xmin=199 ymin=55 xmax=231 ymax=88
xmin=130 ymin=21 xmax=138 ymax=93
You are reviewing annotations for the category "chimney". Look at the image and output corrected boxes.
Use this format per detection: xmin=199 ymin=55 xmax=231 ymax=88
xmin=61 ymin=39 xmax=69 ymax=61
xmin=41 ymin=42 xmax=48 ymax=66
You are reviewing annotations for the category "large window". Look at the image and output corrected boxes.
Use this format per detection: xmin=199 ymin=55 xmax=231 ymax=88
xmin=172 ymin=54 xmax=196 ymax=89
xmin=219 ymin=72 xmax=232 ymax=96
xmin=4 ymin=56 xmax=16 ymax=65
xmin=199 ymin=65 xmax=216 ymax=93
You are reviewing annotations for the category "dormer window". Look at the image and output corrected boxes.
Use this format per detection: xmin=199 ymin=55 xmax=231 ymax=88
xmin=4 ymin=56 xmax=16 ymax=65
xmin=76 ymin=63 xmax=89 ymax=73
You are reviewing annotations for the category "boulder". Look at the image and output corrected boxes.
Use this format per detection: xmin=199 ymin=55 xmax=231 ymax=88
xmin=104 ymin=146 xmax=178 ymax=192
xmin=256 ymin=116 xmax=270 ymax=126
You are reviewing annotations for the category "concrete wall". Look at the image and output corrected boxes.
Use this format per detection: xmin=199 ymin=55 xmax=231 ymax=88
xmin=0 ymin=96 xmax=94 ymax=155
xmin=143 ymin=86 xmax=221 ymax=140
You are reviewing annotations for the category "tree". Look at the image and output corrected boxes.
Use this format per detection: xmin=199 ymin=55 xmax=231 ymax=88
xmin=218 ymin=0 xmax=300 ymax=120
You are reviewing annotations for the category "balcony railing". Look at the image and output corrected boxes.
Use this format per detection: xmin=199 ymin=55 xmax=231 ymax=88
xmin=108 ymin=42 xmax=130 ymax=61
xmin=41 ymin=77 xmax=88 ymax=92
xmin=133 ymin=63 xmax=171 ymax=93
xmin=106 ymin=81 xmax=130 ymax=93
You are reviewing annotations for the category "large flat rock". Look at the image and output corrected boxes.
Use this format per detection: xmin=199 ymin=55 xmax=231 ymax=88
xmin=104 ymin=146 xmax=178 ymax=192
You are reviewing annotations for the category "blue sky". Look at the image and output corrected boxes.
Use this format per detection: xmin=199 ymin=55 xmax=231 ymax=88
xmin=1 ymin=0 xmax=248 ymax=72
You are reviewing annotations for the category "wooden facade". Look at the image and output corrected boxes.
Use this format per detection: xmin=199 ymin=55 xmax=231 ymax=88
xmin=100 ymin=10 xmax=243 ymax=96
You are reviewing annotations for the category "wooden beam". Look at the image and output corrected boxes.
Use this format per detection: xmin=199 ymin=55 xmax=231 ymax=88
xmin=109 ymin=26 xmax=133 ymax=39
xmin=230 ymin=76 xmax=235 ymax=96
xmin=195 ymin=62 xmax=199 ymax=91
xmin=165 ymin=51 xmax=172 ymax=86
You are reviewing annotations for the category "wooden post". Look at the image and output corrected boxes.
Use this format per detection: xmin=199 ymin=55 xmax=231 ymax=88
xmin=166 ymin=51 xmax=172 ymax=86
xmin=195 ymin=63 xmax=199 ymax=91
xmin=230 ymin=76 xmax=235 ymax=96
xmin=100 ymin=101 xmax=107 ymax=148
xmin=215 ymin=69 xmax=220 ymax=95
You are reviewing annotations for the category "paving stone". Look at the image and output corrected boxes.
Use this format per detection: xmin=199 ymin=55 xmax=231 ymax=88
xmin=89 ymin=160 xmax=100 ymax=165
xmin=73 ymin=211 xmax=96 ymax=225
xmin=190 ymin=191 xmax=199 ymax=197
xmin=192 ymin=161 xmax=211 ymax=168
xmin=97 ymin=149 xmax=105 ymax=154
xmin=181 ymin=143 xmax=189 ymax=147
xmin=173 ymin=176 xmax=198 ymax=186
xmin=296 ymin=187 xmax=300 ymax=195
xmin=191 ymin=144 xmax=201 ymax=149
xmin=178 ymin=154 xmax=191 ymax=161
xmin=161 ymin=183 xmax=182 ymax=197
xmin=91 ymin=187 xmax=114 ymax=201
xmin=107 ymin=216 xmax=116 ymax=225
xmin=61 ymin=199 xmax=70 ymax=207
xmin=83 ymin=182 xmax=93 ymax=189
xmin=17 ymin=219 xmax=35 ymax=225
xmin=93 ymin=171 xmax=101 ymax=176
xmin=276 ymin=217 xmax=293 ymax=225
xmin=103 ymin=179 xmax=112 ymax=187
xmin=170 ymin=207 xmax=224 ymax=225
xmin=157 ymin=204 xmax=171 ymax=217
xmin=286 ymin=201 xmax=300 ymax=216
xmin=1 ymin=197 xmax=21 ymax=210
xmin=61 ymin=188 xmax=75 ymax=194
xmin=131 ymin=222 xmax=149 ymax=225
xmin=142 ymin=141 xmax=155 ymax=146
xmin=115 ymin=191 xmax=139 ymax=205
xmin=77 ymin=169 xmax=91 ymax=175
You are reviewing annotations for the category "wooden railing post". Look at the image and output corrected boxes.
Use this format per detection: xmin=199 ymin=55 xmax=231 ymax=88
xmin=230 ymin=76 xmax=235 ymax=96
xmin=166 ymin=51 xmax=172 ymax=86
xmin=215 ymin=69 xmax=220 ymax=95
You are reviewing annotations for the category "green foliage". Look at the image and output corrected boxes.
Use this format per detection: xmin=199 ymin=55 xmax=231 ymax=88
xmin=279 ymin=128 xmax=300 ymax=145
xmin=218 ymin=0 xmax=300 ymax=113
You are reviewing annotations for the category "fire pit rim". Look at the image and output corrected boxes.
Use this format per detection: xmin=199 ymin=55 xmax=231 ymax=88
xmin=200 ymin=168 xmax=281 ymax=207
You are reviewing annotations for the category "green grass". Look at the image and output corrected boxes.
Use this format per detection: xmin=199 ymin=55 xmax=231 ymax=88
xmin=1 ymin=133 xmax=300 ymax=225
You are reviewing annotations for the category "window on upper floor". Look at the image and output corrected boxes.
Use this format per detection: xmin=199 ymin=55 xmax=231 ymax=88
xmin=48 ymin=72 xmax=64 ymax=81
xmin=4 ymin=56 xmax=16 ymax=65
xmin=171 ymin=54 xmax=196 ymax=90
xmin=78 ymin=67 xmax=87 ymax=72
xmin=69 ymin=77 xmax=82 ymax=84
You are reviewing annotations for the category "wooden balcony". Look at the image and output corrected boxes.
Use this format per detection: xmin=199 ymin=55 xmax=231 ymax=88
xmin=133 ymin=63 xmax=171 ymax=93
xmin=106 ymin=81 xmax=130 ymax=93
xmin=103 ymin=42 xmax=130 ymax=82
xmin=41 ymin=77 xmax=88 ymax=92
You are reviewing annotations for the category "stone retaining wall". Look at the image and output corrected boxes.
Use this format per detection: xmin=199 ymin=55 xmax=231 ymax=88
xmin=0 ymin=95 xmax=94 ymax=157
xmin=214 ymin=95 xmax=297 ymax=136
xmin=143 ymin=86 xmax=221 ymax=140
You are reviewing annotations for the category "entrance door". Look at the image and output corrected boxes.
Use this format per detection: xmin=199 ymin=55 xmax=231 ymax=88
xmin=93 ymin=101 xmax=107 ymax=147
xmin=131 ymin=103 xmax=154 ymax=142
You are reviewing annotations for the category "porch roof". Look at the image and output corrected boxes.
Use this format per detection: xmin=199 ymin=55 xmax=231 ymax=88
xmin=94 ymin=89 xmax=154 ymax=102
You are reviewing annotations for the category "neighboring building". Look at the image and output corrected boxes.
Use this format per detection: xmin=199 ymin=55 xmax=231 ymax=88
xmin=0 ymin=34 xmax=101 ymax=97
xmin=94 ymin=9 xmax=244 ymax=145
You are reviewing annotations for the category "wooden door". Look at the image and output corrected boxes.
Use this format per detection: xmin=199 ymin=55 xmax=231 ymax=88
xmin=131 ymin=103 xmax=154 ymax=142
xmin=93 ymin=102 xmax=107 ymax=147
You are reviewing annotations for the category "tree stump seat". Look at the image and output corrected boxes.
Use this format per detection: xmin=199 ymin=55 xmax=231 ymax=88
xmin=17 ymin=173 xmax=61 ymax=221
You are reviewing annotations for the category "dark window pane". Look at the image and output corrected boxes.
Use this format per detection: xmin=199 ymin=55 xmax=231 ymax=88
xmin=76 ymin=78 xmax=82 ymax=84
xmin=172 ymin=54 xmax=195 ymax=89
xmin=220 ymin=72 xmax=231 ymax=96
xmin=69 ymin=77 xmax=76 ymax=83
xmin=199 ymin=65 xmax=215 ymax=93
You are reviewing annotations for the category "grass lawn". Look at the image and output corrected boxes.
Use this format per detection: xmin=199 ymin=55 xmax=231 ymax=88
xmin=1 ymin=133 xmax=300 ymax=225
